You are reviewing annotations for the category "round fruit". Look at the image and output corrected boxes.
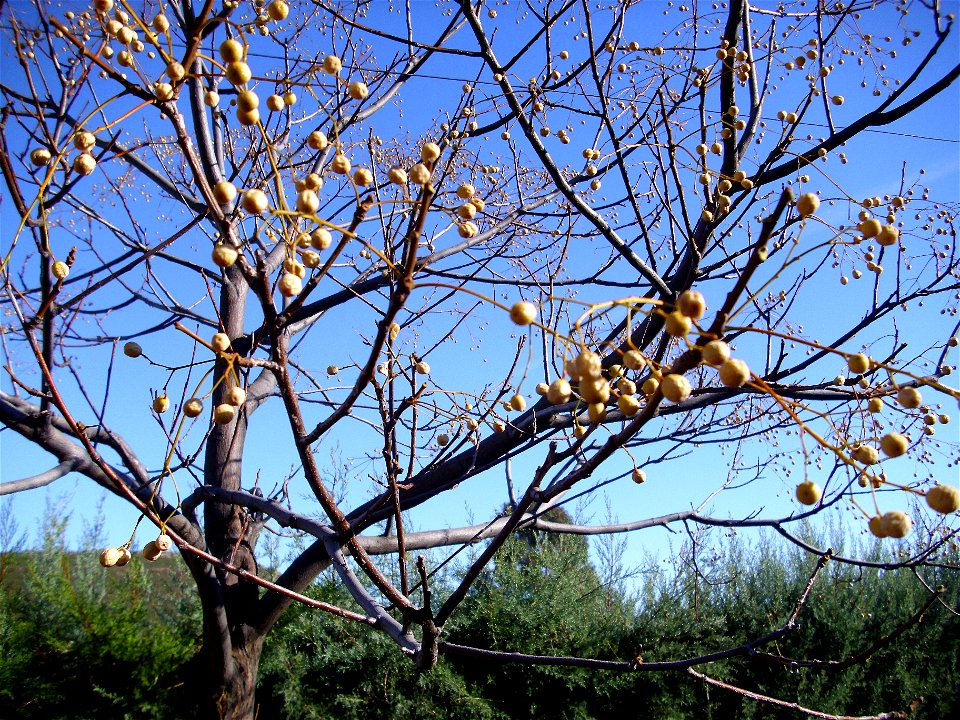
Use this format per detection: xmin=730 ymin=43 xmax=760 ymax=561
xmin=661 ymin=374 xmax=692 ymax=403
xmin=509 ymin=301 xmax=537 ymax=325
xmin=719 ymin=358 xmax=750 ymax=387
xmin=220 ymin=39 xmax=244 ymax=62
xmin=142 ymin=540 xmax=163 ymax=561
xmin=926 ymin=484 xmax=960 ymax=514
xmin=535 ymin=382 xmax=549 ymax=396
xmin=617 ymin=378 xmax=637 ymax=395
xmin=587 ymin=402 xmax=607 ymax=424
xmin=115 ymin=547 xmax=132 ymax=566
xmin=99 ymin=547 xmax=123 ymax=567
xmin=307 ymin=130 xmax=329 ymax=150
xmin=457 ymin=222 xmax=478 ymax=239
xmin=214 ymin=403 xmax=235 ymax=425
xmin=618 ymin=394 xmax=640 ymax=417
xmin=242 ymin=188 xmax=268 ymax=215
xmin=677 ymin=290 xmax=707 ymax=319
xmin=225 ymin=61 xmax=251 ymax=86
xmin=868 ymin=397 xmax=883 ymax=413
xmin=456 ymin=183 xmax=476 ymax=199
xmin=458 ymin=203 xmax=477 ymax=220
xmin=897 ymin=386 xmax=922 ymax=409
xmin=632 ymin=468 xmax=646 ymax=484
xmin=880 ymin=432 xmax=909 ymax=458
xmin=795 ymin=480 xmax=822 ymax=505
xmin=579 ymin=376 xmax=610 ymax=404
xmin=213 ymin=181 xmax=237 ymax=204
xmin=73 ymin=153 xmax=96 ymax=176
xmin=347 ymin=81 xmax=368 ymax=100
xmin=184 ymin=398 xmax=203 ymax=417
xmin=868 ymin=515 xmax=887 ymax=538
xmin=353 ymin=168 xmax=373 ymax=186
xmin=664 ymin=311 xmax=692 ymax=337
xmin=30 ymin=148 xmax=51 ymax=166
xmin=210 ymin=333 xmax=230 ymax=352
xmin=123 ymin=341 xmax=142 ymax=358
xmin=212 ymin=244 xmax=238 ymax=267
xmin=153 ymin=395 xmax=170 ymax=413
xmin=880 ymin=511 xmax=912 ymax=539
xmin=311 ymin=228 xmax=333 ymax=250
xmin=857 ymin=218 xmax=882 ymax=239
xmin=278 ymin=273 xmax=302 ymax=297
xmin=847 ymin=353 xmax=870 ymax=374
xmin=701 ymin=340 xmax=730 ymax=367
xmin=387 ymin=167 xmax=407 ymax=185
xmin=409 ymin=163 xmax=431 ymax=185
xmin=575 ymin=350 xmax=602 ymax=379
xmin=437 ymin=433 xmax=450 ymax=446
xmin=52 ymin=261 xmax=69 ymax=280
xmin=641 ymin=377 xmax=660 ymax=395
xmin=331 ymin=154 xmax=351 ymax=174
xmin=322 ymin=55 xmax=342 ymax=75
xmin=547 ymin=378 xmax=572 ymax=404
xmin=73 ymin=131 xmax=96 ymax=150
xmin=796 ymin=193 xmax=820 ymax=217
xmin=852 ymin=444 xmax=879 ymax=465
xmin=267 ymin=1 xmax=289 ymax=21
xmin=622 ymin=350 xmax=645 ymax=370
xmin=297 ymin=190 xmax=319 ymax=214
xmin=236 ymin=108 xmax=260 ymax=127
xmin=509 ymin=394 xmax=526 ymax=412
xmin=155 ymin=534 xmax=172 ymax=551
xmin=876 ymin=225 xmax=899 ymax=246
xmin=421 ymin=142 xmax=441 ymax=163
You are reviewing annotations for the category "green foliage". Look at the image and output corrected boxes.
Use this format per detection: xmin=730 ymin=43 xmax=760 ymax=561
xmin=0 ymin=513 xmax=200 ymax=720
xmin=1 ymin=507 xmax=958 ymax=719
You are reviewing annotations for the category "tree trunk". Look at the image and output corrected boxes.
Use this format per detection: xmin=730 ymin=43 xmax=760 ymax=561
xmin=206 ymin=629 xmax=265 ymax=720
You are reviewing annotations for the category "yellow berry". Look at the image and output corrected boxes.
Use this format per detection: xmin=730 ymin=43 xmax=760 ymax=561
xmin=880 ymin=432 xmax=909 ymax=458
xmin=212 ymin=244 xmax=239 ymax=268
xmin=797 ymin=193 xmax=820 ymax=217
xmin=897 ymin=386 xmax=922 ymax=409
xmin=661 ymin=374 xmax=692 ymax=403
xmin=795 ymin=480 xmax=822 ymax=505
xmin=547 ymin=378 xmax=572 ymax=404
xmin=664 ymin=311 xmax=692 ymax=337
xmin=51 ymin=261 xmax=69 ymax=280
xmin=220 ymin=39 xmax=244 ymax=63
xmin=701 ymin=340 xmax=730 ymax=367
xmin=152 ymin=395 xmax=170 ymax=413
xmin=926 ymin=484 xmax=960 ymax=514
xmin=618 ymin=394 xmax=641 ymax=417
xmin=509 ymin=301 xmax=536 ymax=325
xmin=719 ymin=358 xmax=750 ymax=387
xmin=847 ymin=353 xmax=870 ymax=374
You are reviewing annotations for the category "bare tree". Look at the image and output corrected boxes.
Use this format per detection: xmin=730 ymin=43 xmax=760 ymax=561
xmin=2 ymin=0 xmax=959 ymax=717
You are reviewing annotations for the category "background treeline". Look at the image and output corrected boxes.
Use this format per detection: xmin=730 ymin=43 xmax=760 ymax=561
xmin=1 ymin=508 xmax=957 ymax=720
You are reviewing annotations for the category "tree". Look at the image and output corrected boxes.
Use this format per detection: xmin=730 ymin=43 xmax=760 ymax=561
xmin=1 ymin=0 xmax=958 ymax=717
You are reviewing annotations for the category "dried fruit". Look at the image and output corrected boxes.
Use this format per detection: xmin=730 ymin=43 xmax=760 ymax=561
xmin=509 ymin=301 xmax=537 ymax=325
xmin=225 ymin=386 xmax=246 ymax=407
xmin=857 ymin=218 xmax=882 ymax=239
xmin=876 ymin=225 xmax=899 ymax=246
xmin=719 ymin=358 xmax=750 ymax=387
xmin=52 ymin=261 xmax=69 ymax=280
xmin=847 ymin=353 xmax=870 ymax=374
xmin=155 ymin=534 xmax=172 ymax=552
xmin=220 ymin=39 xmax=244 ymax=62
xmin=618 ymin=394 xmax=640 ymax=417
xmin=153 ymin=395 xmax=170 ymax=413
xmin=897 ymin=386 xmax=922 ymax=409
xmin=879 ymin=511 xmax=912 ymax=539
xmin=664 ymin=311 xmax=692 ymax=337
xmin=30 ymin=148 xmax=51 ymax=166
xmin=331 ymin=154 xmax=351 ymax=174
xmin=547 ymin=378 xmax=572 ymax=404
xmin=632 ymin=468 xmax=646 ymax=484
xmin=852 ymin=444 xmax=879 ymax=465
xmin=123 ymin=341 xmax=142 ymax=358
xmin=322 ymin=55 xmax=342 ymax=75
xmin=796 ymin=193 xmax=820 ymax=217
xmin=225 ymin=61 xmax=252 ymax=86
xmin=677 ymin=290 xmax=707 ymax=319
xmin=926 ymin=485 xmax=960 ymax=514
xmin=795 ymin=480 xmax=822 ymax=505
xmin=99 ymin=547 xmax=123 ymax=567
xmin=456 ymin=183 xmax=476 ymax=199
xmin=184 ymin=398 xmax=203 ymax=417
xmin=142 ymin=540 xmax=163 ymax=561
xmin=880 ymin=432 xmax=909 ymax=458
xmin=661 ymin=374 xmax=692 ymax=403
xmin=868 ymin=515 xmax=887 ymax=538
xmin=509 ymin=394 xmax=526 ymax=412
xmin=115 ymin=547 xmax=132 ymax=566
xmin=421 ymin=142 xmax=441 ymax=163
xmin=212 ymin=244 xmax=239 ymax=267
xmin=213 ymin=181 xmax=237 ymax=204
xmin=622 ymin=350 xmax=645 ymax=370
xmin=73 ymin=153 xmax=97 ymax=176
xmin=311 ymin=228 xmax=333 ymax=250
xmin=211 ymin=333 xmax=231 ymax=352
xmin=437 ymin=433 xmax=450 ymax=446
xmin=701 ymin=340 xmax=730 ymax=367
xmin=213 ymin=403 xmax=237 ymax=425
xmin=278 ymin=273 xmax=302 ymax=297
xmin=347 ymin=81 xmax=368 ymax=100
xmin=409 ymin=163 xmax=431 ymax=185
xmin=242 ymin=188 xmax=268 ymax=215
